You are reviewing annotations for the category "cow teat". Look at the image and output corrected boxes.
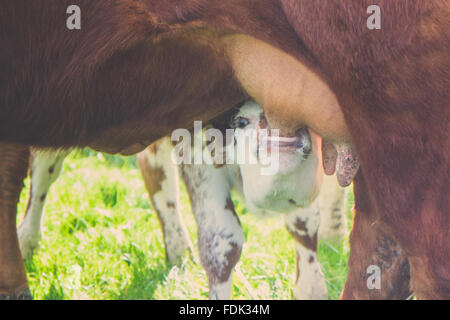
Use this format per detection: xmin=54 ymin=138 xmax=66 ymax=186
xmin=322 ymin=140 xmax=359 ymax=187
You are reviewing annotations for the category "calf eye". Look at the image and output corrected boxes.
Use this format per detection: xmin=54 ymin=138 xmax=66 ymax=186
xmin=234 ymin=117 xmax=249 ymax=129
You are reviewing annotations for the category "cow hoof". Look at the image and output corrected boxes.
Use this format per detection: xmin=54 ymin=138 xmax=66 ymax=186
xmin=17 ymin=288 xmax=33 ymax=300
xmin=18 ymin=223 xmax=42 ymax=259
xmin=0 ymin=287 xmax=33 ymax=300
xmin=18 ymin=233 xmax=41 ymax=259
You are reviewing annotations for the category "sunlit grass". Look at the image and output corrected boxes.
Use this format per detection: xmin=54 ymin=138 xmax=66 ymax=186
xmin=17 ymin=149 xmax=353 ymax=300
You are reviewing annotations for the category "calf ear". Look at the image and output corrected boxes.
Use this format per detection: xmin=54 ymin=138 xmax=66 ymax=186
xmin=209 ymin=142 xmax=227 ymax=169
xmin=208 ymin=105 xmax=241 ymax=131
xmin=203 ymin=124 xmax=227 ymax=169
xmin=210 ymin=142 xmax=228 ymax=169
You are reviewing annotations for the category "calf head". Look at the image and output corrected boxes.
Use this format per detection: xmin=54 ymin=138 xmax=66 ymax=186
xmin=231 ymin=101 xmax=322 ymax=215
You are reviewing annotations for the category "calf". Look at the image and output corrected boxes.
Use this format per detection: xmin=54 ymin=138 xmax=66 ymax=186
xmin=18 ymin=101 xmax=348 ymax=299
xmin=138 ymin=101 xmax=348 ymax=299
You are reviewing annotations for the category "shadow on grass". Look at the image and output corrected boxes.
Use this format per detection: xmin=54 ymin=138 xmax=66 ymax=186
xmin=25 ymin=258 xmax=66 ymax=300
xmin=71 ymin=148 xmax=137 ymax=169
xmin=24 ymin=242 xmax=174 ymax=300
xmin=42 ymin=283 xmax=65 ymax=300
xmin=318 ymin=240 xmax=349 ymax=300
xmin=114 ymin=244 xmax=173 ymax=300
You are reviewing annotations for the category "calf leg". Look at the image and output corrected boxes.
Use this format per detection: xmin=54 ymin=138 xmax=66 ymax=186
xmin=181 ymin=164 xmax=244 ymax=300
xmin=318 ymin=174 xmax=348 ymax=243
xmin=138 ymin=138 xmax=193 ymax=264
xmin=342 ymin=172 xmax=412 ymax=300
xmin=18 ymin=149 xmax=68 ymax=259
xmin=0 ymin=142 xmax=32 ymax=299
xmin=285 ymin=199 xmax=328 ymax=300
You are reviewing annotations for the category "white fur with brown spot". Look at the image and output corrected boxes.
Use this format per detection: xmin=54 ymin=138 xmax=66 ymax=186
xmin=18 ymin=149 xmax=69 ymax=259
xmin=137 ymin=138 xmax=194 ymax=264
xmin=18 ymin=101 xmax=348 ymax=300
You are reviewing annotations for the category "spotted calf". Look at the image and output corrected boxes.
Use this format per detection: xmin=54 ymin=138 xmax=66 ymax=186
xmin=18 ymin=101 xmax=347 ymax=299
xmin=18 ymin=150 xmax=69 ymax=259
xmin=138 ymin=101 xmax=348 ymax=299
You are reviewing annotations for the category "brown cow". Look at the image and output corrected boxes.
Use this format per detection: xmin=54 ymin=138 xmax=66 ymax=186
xmin=18 ymin=101 xmax=349 ymax=299
xmin=0 ymin=1 xmax=448 ymax=299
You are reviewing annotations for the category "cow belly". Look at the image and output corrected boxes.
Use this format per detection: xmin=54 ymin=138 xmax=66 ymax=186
xmin=222 ymin=34 xmax=349 ymax=143
xmin=223 ymin=34 xmax=358 ymax=186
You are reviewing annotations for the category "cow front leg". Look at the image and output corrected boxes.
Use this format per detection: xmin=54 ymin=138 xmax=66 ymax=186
xmin=181 ymin=164 xmax=244 ymax=300
xmin=0 ymin=142 xmax=32 ymax=299
xmin=138 ymin=138 xmax=193 ymax=264
xmin=285 ymin=199 xmax=328 ymax=300
xmin=342 ymin=171 xmax=411 ymax=300
xmin=18 ymin=149 xmax=68 ymax=259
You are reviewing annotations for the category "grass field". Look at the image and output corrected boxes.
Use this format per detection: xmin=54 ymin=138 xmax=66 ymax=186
xmin=17 ymin=149 xmax=354 ymax=300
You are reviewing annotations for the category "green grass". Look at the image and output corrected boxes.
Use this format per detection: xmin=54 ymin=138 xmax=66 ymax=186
xmin=17 ymin=149 xmax=353 ymax=300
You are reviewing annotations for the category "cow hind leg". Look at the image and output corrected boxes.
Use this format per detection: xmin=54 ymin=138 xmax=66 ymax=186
xmin=342 ymin=172 xmax=412 ymax=300
xmin=137 ymin=138 xmax=193 ymax=265
xmin=285 ymin=199 xmax=328 ymax=300
xmin=18 ymin=149 xmax=68 ymax=259
xmin=181 ymin=164 xmax=244 ymax=300
xmin=0 ymin=142 xmax=32 ymax=299
xmin=408 ymin=250 xmax=450 ymax=299
xmin=342 ymin=216 xmax=412 ymax=300
xmin=391 ymin=180 xmax=449 ymax=299
xmin=397 ymin=200 xmax=449 ymax=299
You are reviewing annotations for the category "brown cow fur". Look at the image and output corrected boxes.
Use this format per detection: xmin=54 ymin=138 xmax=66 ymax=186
xmin=277 ymin=1 xmax=450 ymax=299
xmin=343 ymin=172 xmax=412 ymax=299
xmin=0 ymin=142 xmax=30 ymax=299
xmin=0 ymin=1 xmax=247 ymax=152
xmin=0 ymin=1 xmax=449 ymax=298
